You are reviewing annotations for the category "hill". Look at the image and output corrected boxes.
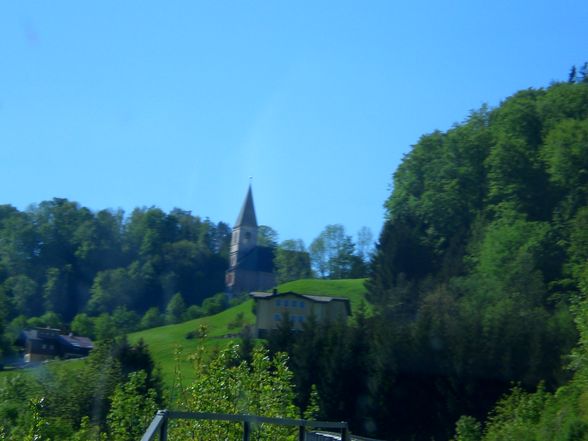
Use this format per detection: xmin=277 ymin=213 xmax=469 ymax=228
xmin=277 ymin=278 xmax=368 ymax=313
xmin=129 ymin=278 xmax=369 ymax=385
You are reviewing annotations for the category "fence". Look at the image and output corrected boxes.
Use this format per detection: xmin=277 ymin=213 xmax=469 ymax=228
xmin=140 ymin=410 xmax=350 ymax=441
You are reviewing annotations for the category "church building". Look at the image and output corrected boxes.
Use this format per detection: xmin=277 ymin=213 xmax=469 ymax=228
xmin=225 ymin=186 xmax=276 ymax=296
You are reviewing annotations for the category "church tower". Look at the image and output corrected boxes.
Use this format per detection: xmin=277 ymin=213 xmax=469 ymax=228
xmin=229 ymin=185 xmax=258 ymax=268
xmin=225 ymin=185 xmax=276 ymax=296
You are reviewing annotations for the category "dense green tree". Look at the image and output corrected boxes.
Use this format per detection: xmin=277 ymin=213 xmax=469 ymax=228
xmin=93 ymin=313 xmax=118 ymax=341
xmin=171 ymin=344 xmax=303 ymax=441
xmin=274 ymin=239 xmax=312 ymax=283
xmin=139 ymin=307 xmax=163 ymax=330
xmin=310 ymin=225 xmax=357 ymax=279
xmin=4 ymin=275 xmax=39 ymax=317
xmin=70 ymin=313 xmax=95 ymax=338
xmin=111 ymin=307 xmax=139 ymax=335
xmin=87 ymin=268 xmax=136 ymax=314
xmin=257 ymin=225 xmax=279 ymax=248
xmin=106 ymin=370 xmax=158 ymax=441
xmin=165 ymin=293 xmax=186 ymax=324
xmin=43 ymin=267 xmax=71 ymax=319
xmin=201 ymin=292 xmax=226 ymax=316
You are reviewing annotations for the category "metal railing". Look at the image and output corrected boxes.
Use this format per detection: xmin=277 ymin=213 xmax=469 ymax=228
xmin=140 ymin=409 xmax=349 ymax=441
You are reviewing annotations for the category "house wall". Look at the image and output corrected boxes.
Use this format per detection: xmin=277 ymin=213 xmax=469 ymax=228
xmin=25 ymin=340 xmax=58 ymax=362
xmin=255 ymin=294 xmax=348 ymax=336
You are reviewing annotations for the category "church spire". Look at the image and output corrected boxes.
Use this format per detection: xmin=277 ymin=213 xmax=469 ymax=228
xmin=234 ymin=185 xmax=258 ymax=228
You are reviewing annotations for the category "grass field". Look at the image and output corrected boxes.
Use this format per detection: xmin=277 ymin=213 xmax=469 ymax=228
xmin=128 ymin=299 xmax=255 ymax=383
xmin=277 ymin=278 xmax=369 ymax=313
xmin=126 ymin=278 xmax=369 ymax=386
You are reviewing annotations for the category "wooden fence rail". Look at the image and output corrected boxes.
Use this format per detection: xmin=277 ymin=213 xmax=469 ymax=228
xmin=139 ymin=409 xmax=349 ymax=441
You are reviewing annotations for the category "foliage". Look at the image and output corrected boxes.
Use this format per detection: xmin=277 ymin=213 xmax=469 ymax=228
xmin=0 ymin=202 xmax=231 ymax=338
xmin=0 ymin=338 xmax=161 ymax=439
xmin=106 ymin=370 xmax=158 ymax=441
xmin=257 ymin=225 xmax=279 ymax=248
xmin=310 ymin=224 xmax=355 ymax=278
xmin=139 ymin=307 xmax=163 ymax=329
xmin=255 ymin=78 xmax=588 ymax=440
xmin=165 ymin=293 xmax=187 ymax=325
xmin=170 ymin=344 xmax=303 ymax=441
xmin=275 ymin=239 xmax=312 ymax=284
xmin=357 ymin=78 xmax=588 ymax=439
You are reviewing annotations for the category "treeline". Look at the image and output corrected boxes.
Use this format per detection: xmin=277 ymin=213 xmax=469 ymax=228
xmin=0 ymin=197 xmax=373 ymax=355
xmin=268 ymin=76 xmax=588 ymax=439
xmin=264 ymin=223 xmax=373 ymax=284
xmin=0 ymin=202 xmax=231 ymax=352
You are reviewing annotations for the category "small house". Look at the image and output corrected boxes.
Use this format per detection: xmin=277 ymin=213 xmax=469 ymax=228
xmin=250 ymin=290 xmax=351 ymax=337
xmin=17 ymin=327 xmax=94 ymax=363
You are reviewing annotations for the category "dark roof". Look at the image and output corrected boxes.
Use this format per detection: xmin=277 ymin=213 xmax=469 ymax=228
xmin=250 ymin=290 xmax=351 ymax=315
xmin=18 ymin=328 xmax=93 ymax=349
xmin=59 ymin=334 xmax=94 ymax=350
xmin=20 ymin=328 xmax=61 ymax=341
xmin=234 ymin=185 xmax=257 ymax=228
xmin=236 ymin=246 xmax=275 ymax=272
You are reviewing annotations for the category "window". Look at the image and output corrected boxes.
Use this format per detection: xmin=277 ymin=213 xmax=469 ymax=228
xmin=299 ymin=316 xmax=304 ymax=322
xmin=276 ymin=299 xmax=281 ymax=307
xmin=300 ymin=301 xmax=305 ymax=308
xmin=284 ymin=300 xmax=289 ymax=307
xmin=274 ymin=313 xmax=281 ymax=321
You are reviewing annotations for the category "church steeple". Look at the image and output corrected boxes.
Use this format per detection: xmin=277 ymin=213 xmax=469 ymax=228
xmin=225 ymin=184 xmax=276 ymax=296
xmin=229 ymin=185 xmax=259 ymax=269
xmin=234 ymin=185 xmax=257 ymax=228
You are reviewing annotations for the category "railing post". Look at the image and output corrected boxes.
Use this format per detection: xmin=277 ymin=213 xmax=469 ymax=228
xmin=298 ymin=424 xmax=305 ymax=441
xmin=159 ymin=410 xmax=169 ymax=441
xmin=341 ymin=424 xmax=348 ymax=441
xmin=243 ymin=420 xmax=250 ymax=441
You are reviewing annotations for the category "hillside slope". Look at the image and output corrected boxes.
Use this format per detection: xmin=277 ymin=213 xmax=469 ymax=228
xmin=129 ymin=278 xmax=368 ymax=384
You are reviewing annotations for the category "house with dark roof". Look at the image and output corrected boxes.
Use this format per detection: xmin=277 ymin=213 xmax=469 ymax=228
xmin=17 ymin=327 xmax=94 ymax=363
xmin=250 ymin=290 xmax=351 ymax=337
xmin=225 ymin=185 xmax=276 ymax=296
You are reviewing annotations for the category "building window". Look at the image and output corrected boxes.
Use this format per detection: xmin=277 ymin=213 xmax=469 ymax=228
xmin=300 ymin=301 xmax=305 ymax=308
xmin=284 ymin=300 xmax=289 ymax=307
xmin=299 ymin=316 xmax=304 ymax=322
xmin=274 ymin=313 xmax=281 ymax=321
xmin=276 ymin=299 xmax=281 ymax=307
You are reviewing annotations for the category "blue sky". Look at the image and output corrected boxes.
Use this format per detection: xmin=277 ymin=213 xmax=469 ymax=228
xmin=1 ymin=1 xmax=586 ymax=247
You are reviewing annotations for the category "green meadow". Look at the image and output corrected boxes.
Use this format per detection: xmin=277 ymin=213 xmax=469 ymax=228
xmin=129 ymin=278 xmax=369 ymax=386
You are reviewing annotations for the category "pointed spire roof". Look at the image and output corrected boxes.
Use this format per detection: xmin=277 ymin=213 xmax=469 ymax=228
xmin=235 ymin=185 xmax=257 ymax=227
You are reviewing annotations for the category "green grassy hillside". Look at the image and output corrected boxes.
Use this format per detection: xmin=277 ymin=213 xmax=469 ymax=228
xmin=129 ymin=278 xmax=369 ymax=385
xmin=129 ymin=299 xmax=255 ymax=383
xmin=278 ymin=278 xmax=368 ymax=313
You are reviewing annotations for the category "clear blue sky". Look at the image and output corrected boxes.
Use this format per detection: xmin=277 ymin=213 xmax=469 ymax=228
xmin=1 ymin=1 xmax=586 ymax=247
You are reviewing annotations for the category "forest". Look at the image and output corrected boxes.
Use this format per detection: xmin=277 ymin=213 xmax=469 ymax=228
xmin=271 ymin=71 xmax=588 ymax=440
xmin=0 ymin=204 xmax=234 ymax=346
xmin=1 ymin=69 xmax=588 ymax=440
